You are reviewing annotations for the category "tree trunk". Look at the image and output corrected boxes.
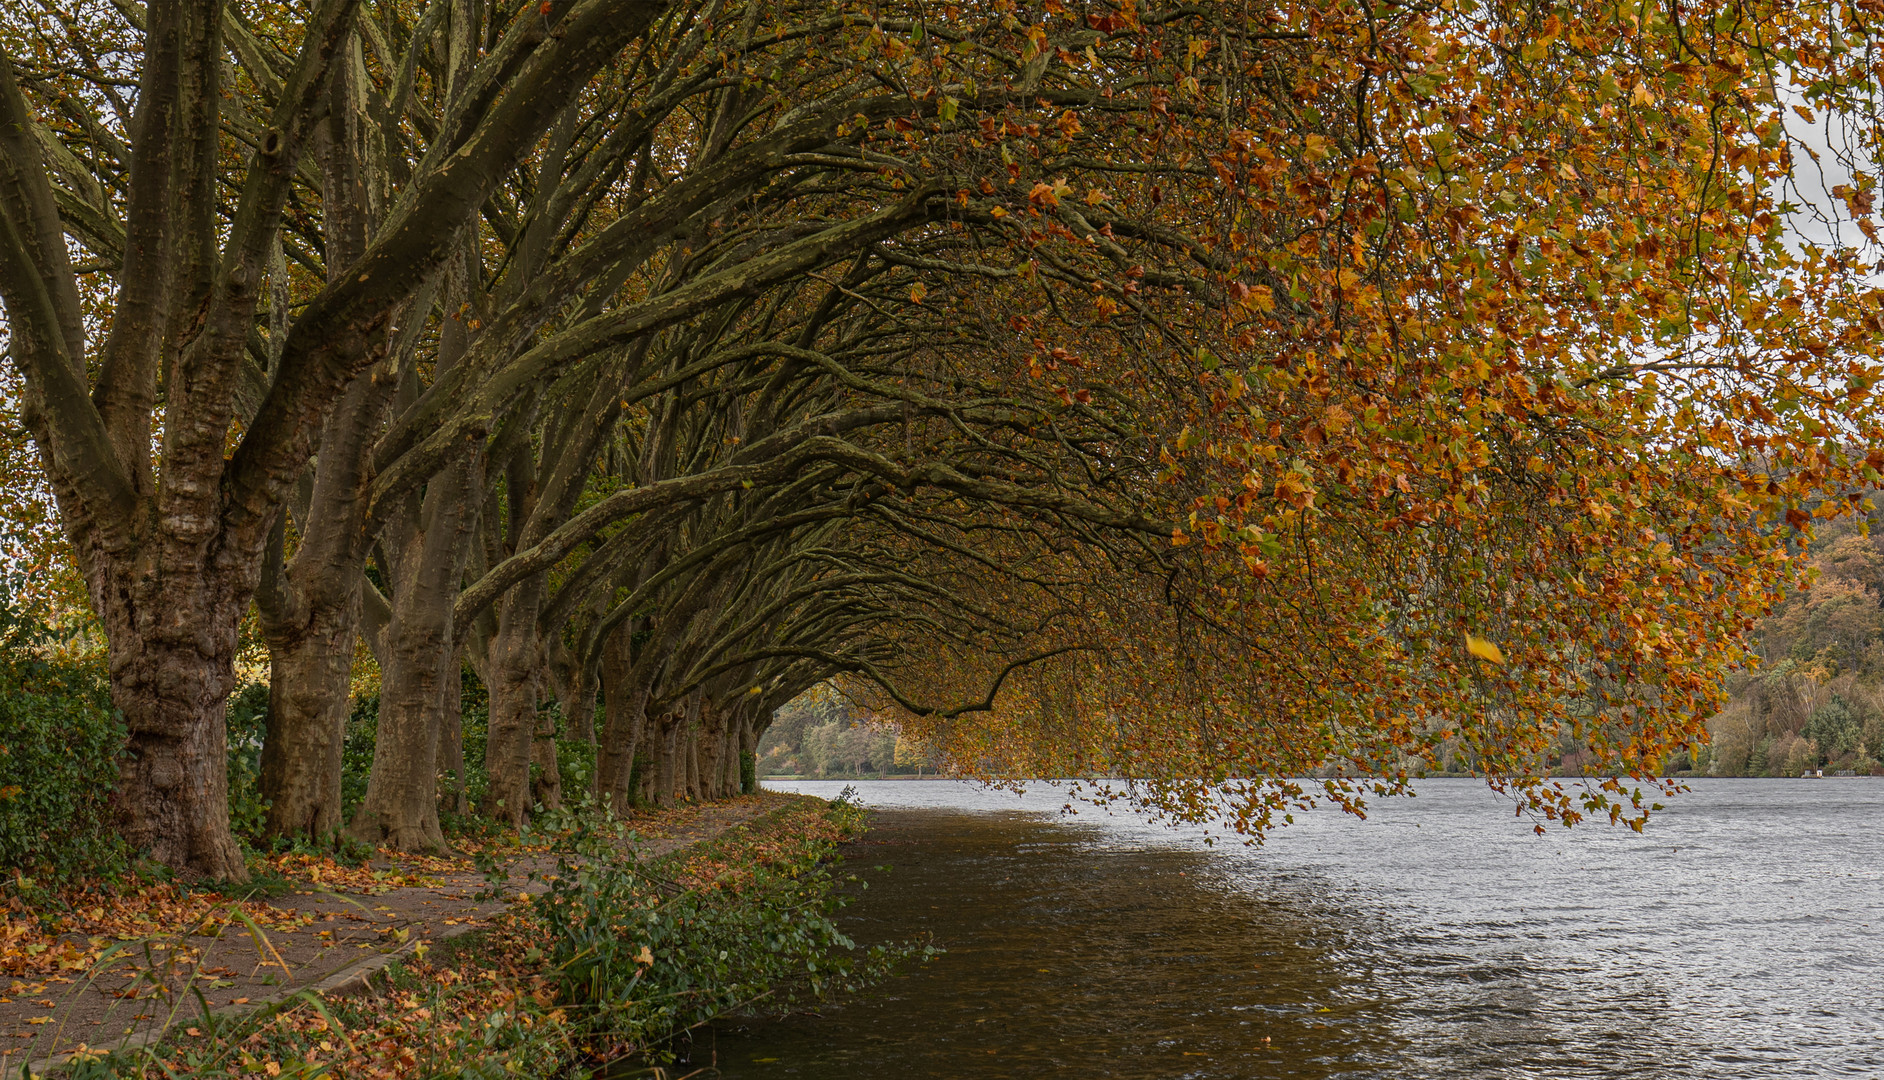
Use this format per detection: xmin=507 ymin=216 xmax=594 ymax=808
xmin=719 ymin=714 xmax=741 ymax=797
xmin=547 ymin=635 xmax=598 ymax=744
xmin=256 ymin=59 xmax=387 ymax=845
xmin=740 ymin=712 xmax=764 ymax=795
xmin=531 ymin=699 xmax=562 ymax=813
xmin=633 ymin=728 xmax=656 ymax=805
xmin=111 ymin=631 xmax=247 ymax=880
xmin=651 ymin=709 xmax=680 ymax=807
xmin=683 ymin=719 xmax=702 ymax=802
xmin=436 ymin=650 xmax=468 ymax=818
xmin=597 ymin=626 xmax=645 ymax=814
xmin=598 ymin=689 xmax=646 ymax=813
xmin=346 ymin=457 xmax=475 ymax=851
xmin=697 ymin=698 xmax=726 ymax=801
xmin=482 ymin=582 xmax=542 ymax=825
xmin=256 ymin=376 xmax=384 ymax=841
xmin=259 ymin=609 xmax=354 ymax=841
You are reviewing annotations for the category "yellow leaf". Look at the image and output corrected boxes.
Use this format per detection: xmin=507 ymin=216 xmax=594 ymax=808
xmin=26 ymin=1017 xmax=49 ymax=1025
xmin=1465 ymin=633 xmax=1505 ymax=664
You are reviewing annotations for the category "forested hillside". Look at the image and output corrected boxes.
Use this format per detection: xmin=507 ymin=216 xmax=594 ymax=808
xmin=1703 ymin=516 xmax=1884 ymax=777
xmin=753 ymin=687 xmax=922 ymax=779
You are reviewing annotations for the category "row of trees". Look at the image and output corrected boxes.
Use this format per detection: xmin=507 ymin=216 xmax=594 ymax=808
xmin=4 ymin=0 xmax=1884 ymax=878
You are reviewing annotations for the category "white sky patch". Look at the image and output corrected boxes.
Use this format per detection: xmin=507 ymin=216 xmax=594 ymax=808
xmin=1773 ymin=69 xmax=1883 ymax=272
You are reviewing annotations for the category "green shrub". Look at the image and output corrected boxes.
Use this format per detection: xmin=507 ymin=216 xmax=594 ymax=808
xmin=225 ymin=681 xmax=270 ymax=844
xmin=456 ymin=667 xmax=490 ymax=818
xmin=340 ymin=691 xmax=379 ymax=820
xmin=533 ymin=813 xmax=927 ymax=1059
xmin=0 ymin=593 xmax=126 ymax=883
xmin=556 ymin=734 xmax=595 ymax=800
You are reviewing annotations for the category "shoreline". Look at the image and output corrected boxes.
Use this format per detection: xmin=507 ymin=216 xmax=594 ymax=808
xmin=763 ymin=772 xmax=1884 ymax=783
xmin=4 ymin=792 xmax=863 ymax=1078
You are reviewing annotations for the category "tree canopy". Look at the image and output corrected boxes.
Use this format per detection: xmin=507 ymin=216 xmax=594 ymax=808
xmin=3 ymin=0 xmax=1884 ymax=875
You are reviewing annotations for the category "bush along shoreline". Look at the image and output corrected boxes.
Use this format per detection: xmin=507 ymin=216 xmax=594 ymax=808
xmin=51 ymin=793 xmax=930 ymax=1079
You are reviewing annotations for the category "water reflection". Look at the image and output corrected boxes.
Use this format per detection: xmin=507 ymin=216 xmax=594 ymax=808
xmin=695 ymin=780 xmax=1884 ymax=1079
xmin=701 ymin=809 xmax=1399 ymax=1078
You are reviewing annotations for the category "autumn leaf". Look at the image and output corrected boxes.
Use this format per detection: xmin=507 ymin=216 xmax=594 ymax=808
xmin=1465 ymin=634 xmax=1506 ymax=665
xmin=1273 ymin=472 xmax=1315 ymax=509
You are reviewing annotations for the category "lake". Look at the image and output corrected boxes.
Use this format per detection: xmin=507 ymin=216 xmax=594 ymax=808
xmin=692 ymin=778 xmax=1884 ymax=1078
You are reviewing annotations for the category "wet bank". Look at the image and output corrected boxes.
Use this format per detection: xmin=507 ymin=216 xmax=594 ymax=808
xmin=703 ymin=808 xmax=1384 ymax=1078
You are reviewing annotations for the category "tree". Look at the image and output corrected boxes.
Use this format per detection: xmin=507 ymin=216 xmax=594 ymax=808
xmin=8 ymin=0 xmax=1884 ymax=872
xmin=831 ymin=0 xmax=1884 ymax=833
xmin=0 ymin=0 xmax=684 ymax=877
xmin=1803 ymin=695 xmax=1861 ymax=762
xmin=893 ymin=735 xmax=932 ymax=775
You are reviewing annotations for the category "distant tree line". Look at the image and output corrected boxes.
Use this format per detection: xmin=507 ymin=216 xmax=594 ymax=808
xmin=755 ymin=689 xmax=931 ymax=779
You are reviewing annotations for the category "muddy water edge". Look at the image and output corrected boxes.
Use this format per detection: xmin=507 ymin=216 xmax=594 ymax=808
xmin=691 ymin=806 xmax=1390 ymax=1078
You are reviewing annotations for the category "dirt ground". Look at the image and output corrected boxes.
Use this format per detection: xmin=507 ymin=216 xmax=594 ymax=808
xmin=0 ymin=794 xmax=789 ymax=1073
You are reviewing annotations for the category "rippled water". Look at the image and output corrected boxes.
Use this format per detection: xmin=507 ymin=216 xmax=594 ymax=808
xmin=695 ymin=778 xmax=1884 ymax=1079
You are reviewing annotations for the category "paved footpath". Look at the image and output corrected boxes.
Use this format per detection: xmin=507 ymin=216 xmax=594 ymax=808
xmin=0 ymin=795 xmax=788 ymax=1075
